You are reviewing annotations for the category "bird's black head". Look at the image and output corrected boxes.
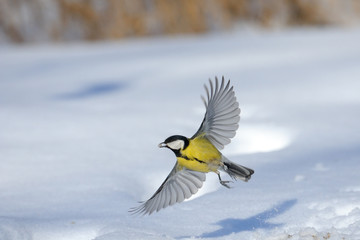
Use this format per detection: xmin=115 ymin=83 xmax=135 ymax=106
xmin=158 ymin=135 xmax=189 ymax=156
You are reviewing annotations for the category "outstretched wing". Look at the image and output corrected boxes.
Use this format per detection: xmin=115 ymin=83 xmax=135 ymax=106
xmin=129 ymin=163 xmax=206 ymax=215
xmin=192 ymin=76 xmax=240 ymax=149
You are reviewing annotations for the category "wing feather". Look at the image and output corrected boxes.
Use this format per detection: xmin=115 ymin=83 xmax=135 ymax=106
xmin=179 ymin=174 xmax=197 ymax=194
xmin=192 ymin=76 xmax=240 ymax=149
xmin=175 ymin=183 xmax=185 ymax=203
xmin=162 ymin=185 xmax=170 ymax=209
xmin=168 ymin=183 xmax=177 ymax=206
xmin=129 ymin=163 xmax=206 ymax=215
xmin=177 ymin=178 xmax=191 ymax=199
xmin=156 ymin=190 xmax=166 ymax=212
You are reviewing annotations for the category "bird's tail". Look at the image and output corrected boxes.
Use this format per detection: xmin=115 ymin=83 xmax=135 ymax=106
xmin=221 ymin=156 xmax=254 ymax=182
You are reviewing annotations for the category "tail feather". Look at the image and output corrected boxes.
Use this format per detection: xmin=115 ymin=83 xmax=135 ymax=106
xmin=222 ymin=157 xmax=254 ymax=182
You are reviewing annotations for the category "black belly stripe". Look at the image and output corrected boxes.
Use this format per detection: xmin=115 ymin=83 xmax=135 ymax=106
xmin=194 ymin=158 xmax=206 ymax=164
xmin=180 ymin=155 xmax=206 ymax=164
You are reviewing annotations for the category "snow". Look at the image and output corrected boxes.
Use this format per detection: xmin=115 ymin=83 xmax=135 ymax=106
xmin=1 ymin=27 xmax=360 ymax=239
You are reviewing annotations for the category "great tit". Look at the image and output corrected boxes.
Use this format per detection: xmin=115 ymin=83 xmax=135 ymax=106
xmin=130 ymin=76 xmax=254 ymax=215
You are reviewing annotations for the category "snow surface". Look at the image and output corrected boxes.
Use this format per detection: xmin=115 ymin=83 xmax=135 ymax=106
xmin=1 ymin=27 xmax=360 ymax=240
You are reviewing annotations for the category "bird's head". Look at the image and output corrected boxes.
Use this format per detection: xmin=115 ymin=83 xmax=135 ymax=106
xmin=158 ymin=135 xmax=189 ymax=154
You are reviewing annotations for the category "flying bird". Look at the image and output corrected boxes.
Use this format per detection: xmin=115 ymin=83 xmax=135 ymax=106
xmin=130 ymin=76 xmax=254 ymax=215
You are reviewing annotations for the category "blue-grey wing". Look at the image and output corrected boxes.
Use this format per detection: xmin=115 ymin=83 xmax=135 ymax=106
xmin=129 ymin=163 xmax=206 ymax=215
xmin=192 ymin=76 xmax=240 ymax=149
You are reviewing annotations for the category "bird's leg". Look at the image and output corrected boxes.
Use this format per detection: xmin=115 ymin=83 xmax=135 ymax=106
xmin=216 ymin=171 xmax=232 ymax=188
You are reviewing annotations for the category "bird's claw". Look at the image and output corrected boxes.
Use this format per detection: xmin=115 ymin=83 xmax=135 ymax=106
xmin=220 ymin=180 xmax=232 ymax=188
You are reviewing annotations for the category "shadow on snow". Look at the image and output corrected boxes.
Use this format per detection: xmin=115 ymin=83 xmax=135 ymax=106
xmin=178 ymin=199 xmax=297 ymax=239
xmin=54 ymin=81 xmax=127 ymax=100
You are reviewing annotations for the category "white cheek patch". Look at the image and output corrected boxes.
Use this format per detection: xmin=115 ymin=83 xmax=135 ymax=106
xmin=167 ymin=140 xmax=184 ymax=150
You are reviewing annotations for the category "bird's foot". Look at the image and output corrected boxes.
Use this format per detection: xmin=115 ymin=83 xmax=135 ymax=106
xmin=216 ymin=171 xmax=233 ymax=188
xmin=220 ymin=180 xmax=232 ymax=189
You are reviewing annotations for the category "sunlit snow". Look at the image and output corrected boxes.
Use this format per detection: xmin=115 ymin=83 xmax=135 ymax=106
xmin=1 ymin=28 xmax=360 ymax=240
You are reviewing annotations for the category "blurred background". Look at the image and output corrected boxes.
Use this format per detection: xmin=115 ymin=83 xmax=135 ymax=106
xmin=1 ymin=0 xmax=360 ymax=44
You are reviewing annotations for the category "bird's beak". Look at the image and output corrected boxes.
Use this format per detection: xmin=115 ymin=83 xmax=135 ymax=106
xmin=158 ymin=142 xmax=167 ymax=148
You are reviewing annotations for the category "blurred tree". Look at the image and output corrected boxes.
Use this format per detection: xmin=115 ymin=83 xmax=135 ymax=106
xmin=0 ymin=0 xmax=359 ymax=44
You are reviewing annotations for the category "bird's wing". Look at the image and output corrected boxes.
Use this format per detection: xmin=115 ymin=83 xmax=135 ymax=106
xmin=191 ymin=76 xmax=240 ymax=149
xmin=129 ymin=163 xmax=206 ymax=215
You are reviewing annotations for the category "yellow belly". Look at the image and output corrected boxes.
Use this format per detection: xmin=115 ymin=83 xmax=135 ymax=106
xmin=177 ymin=136 xmax=222 ymax=173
